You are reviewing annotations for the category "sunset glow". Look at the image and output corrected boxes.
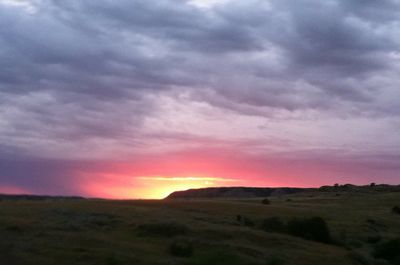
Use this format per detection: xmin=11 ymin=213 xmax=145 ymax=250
xmin=82 ymin=174 xmax=243 ymax=199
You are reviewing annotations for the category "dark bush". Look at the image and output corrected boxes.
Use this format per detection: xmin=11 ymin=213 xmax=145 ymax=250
xmin=169 ymin=239 xmax=193 ymax=257
xmin=287 ymin=217 xmax=331 ymax=243
xmin=392 ymin=206 xmax=400 ymax=215
xmin=262 ymin=198 xmax=271 ymax=205
xmin=373 ymin=238 xmax=400 ymax=263
xmin=348 ymin=240 xmax=364 ymax=249
xmin=243 ymin=217 xmax=255 ymax=227
xmin=366 ymin=235 xmax=382 ymax=244
xmin=347 ymin=251 xmax=371 ymax=265
xmin=5 ymin=225 xmax=23 ymax=232
xmin=265 ymin=255 xmax=284 ymax=265
xmin=186 ymin=250 xmax=243 ymax=265
xmin=105 ymin=254 xmax=119 ymax=265
xmin=236 ymin=215 xmax=242 ymax=222
xmin=136 ymin=222 xmax=188 ymax=237
xmin=373 ymin=260 xmax=392 ymax=265
xmin=261 ymin=217 xmax=285 ymax=233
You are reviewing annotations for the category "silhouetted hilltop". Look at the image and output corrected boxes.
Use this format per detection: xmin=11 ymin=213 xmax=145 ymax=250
xmin=167 ymin=184 xmax=400 ymax=199
xmin=166 ymin=187 xmax=314 ymax=199
xmin=319 ymin=183 xmax=400 ymax=192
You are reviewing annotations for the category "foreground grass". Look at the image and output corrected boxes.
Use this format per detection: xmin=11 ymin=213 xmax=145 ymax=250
xmin=0 ymin=191 xmax=399 ymax=265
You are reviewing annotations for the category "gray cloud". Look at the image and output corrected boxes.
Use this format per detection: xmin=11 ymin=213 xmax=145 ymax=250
xmin=1 ymin=0 xmax=399 ymax=108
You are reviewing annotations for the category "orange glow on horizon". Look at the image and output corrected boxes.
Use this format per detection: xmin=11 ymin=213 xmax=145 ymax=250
xmin=137 ymin=176 xmax=241 ymax=198
xmin=82 ymin=174 xmax=245 ymax=199
xmin=76 ymin=152 xmax=315 ymax=199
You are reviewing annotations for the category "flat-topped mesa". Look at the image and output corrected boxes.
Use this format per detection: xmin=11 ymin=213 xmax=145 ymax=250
xmin=166 ymin=187 xmax=314 ymax=199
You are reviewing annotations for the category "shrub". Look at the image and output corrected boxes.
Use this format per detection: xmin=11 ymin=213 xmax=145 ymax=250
xmin=186 ymin=250 xmax=243 ymax=265
xmin=262 ymin=198 xmax=271 ymax=205
xmin=243 ymin=217 xmax=255 ymax=227
xmin=169 ymin=239 xmax=193 ymax=257
xmin=373 ymin=238 xmax=400 ymax=263
xmin=348 ymin=240 xmax=364 ymax=249
xmin=366 ymin=235 xmax=382 ymax=244
xmin=392 ymin=206 xmax=400 ymax=215
xmin=136 ymin=222 xmax=188 ymax=237
xmin=236 ymin=215 xmax=242 ymax=222
xmin=347 ymin=251 xmax=371 ymax=265
xmin=287 ymin=217 xmax=331 ymax=243
xmin=105 ymin=254 xmax=119 ymax=265
xmin=265 ymin=255 xmax=284 ymax=265
xmin=373 ymin=260 xmax=392 ymax=265
xmin=261 ymin=217 xmax=285 ymax=233
xmin=5 ymin=225 xmax=23 ymax=232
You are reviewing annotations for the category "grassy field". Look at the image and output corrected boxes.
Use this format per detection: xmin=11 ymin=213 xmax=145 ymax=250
xmin=0 ymin=190 xmax=399 ymax=265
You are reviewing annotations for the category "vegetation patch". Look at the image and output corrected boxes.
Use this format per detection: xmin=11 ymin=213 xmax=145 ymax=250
xmin=259 ymin=216 xmax=332 ymax=244
xmin=347 ymin=251 xmax=371 ymax=265
xmin=287 ymin=217 xmax=332 ymax=243
xmin=186 ymin=250 xmax=244 ymax=265
xmin=261 ymin=217 xmax=285 ymax=233
xmin=169 ymin=238 xmax=194 ymax=257
xmin=262 ymin=198 xmax=271 ymax=205
xmin=373 ymin=238 xmax=400 ymax=264
xmin=265 ymin=255 xmax=285 ymax=265
xmin=392 ymin=206 xmax=400 ymax=215
xmin=105 ymin=254 xmax=120 ymax=265
xmin=243 ymin=217 xmax=255 ymax=227
xmin=136 ymin=222 xmax=188 ymax=237
xmin=50 ymin=210 xmax=120 ymax=230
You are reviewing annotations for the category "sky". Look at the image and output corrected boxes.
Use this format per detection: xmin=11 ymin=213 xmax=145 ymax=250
xmin=0 ymin=0 xmax=400 ymax=199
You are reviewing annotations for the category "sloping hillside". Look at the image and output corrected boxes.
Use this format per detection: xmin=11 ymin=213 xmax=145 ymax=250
xmin=167 ymin=187 xmax=313 ymax=199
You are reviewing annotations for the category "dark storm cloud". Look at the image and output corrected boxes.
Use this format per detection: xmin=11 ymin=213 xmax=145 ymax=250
xmin=0 ymin=0 xmax=399 ymax=125
xmin=216 ymin=0 xmax=400 ymax=102
xmin=1 ymin=0 xmax=399 ymax=106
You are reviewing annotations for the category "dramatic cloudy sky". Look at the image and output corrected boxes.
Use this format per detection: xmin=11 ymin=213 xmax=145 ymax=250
xmin=1 ymin=0 xmax=400 ymax=198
